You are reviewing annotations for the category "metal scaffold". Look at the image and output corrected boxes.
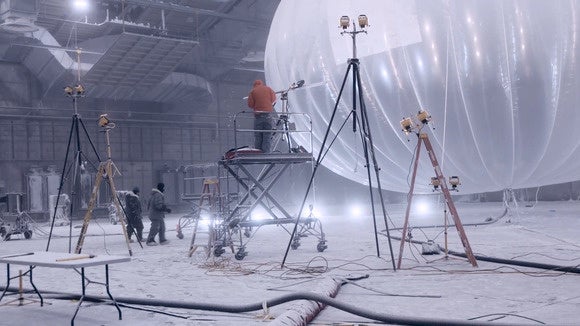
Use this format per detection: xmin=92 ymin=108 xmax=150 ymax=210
xmin=178 ymin=109 xmax=327 ymax=260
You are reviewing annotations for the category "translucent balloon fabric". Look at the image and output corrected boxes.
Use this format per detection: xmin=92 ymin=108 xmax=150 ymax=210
xmin=265 ymin=0 xmax=580 ymax=194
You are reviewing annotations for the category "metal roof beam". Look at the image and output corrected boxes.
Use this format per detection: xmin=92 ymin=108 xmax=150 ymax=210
xmin=110 ymin=0 xmax=263 ymax=24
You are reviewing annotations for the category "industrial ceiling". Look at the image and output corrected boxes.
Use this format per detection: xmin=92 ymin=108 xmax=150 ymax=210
xmin=0 ymin=0 xmax=280 ymax=113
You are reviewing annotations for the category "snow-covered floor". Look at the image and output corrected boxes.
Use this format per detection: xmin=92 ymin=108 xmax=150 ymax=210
xmin=1 ymin=200 xmax=579 ymax=325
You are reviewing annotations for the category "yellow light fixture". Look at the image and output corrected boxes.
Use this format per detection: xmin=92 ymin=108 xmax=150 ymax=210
xmin=417 ymin=110 xmax=431 ymax=124
xmin=400 ymin=117 xmax=413 ymax=133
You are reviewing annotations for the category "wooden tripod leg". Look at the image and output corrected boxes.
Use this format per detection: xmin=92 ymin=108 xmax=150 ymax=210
xmin=397 ymin=136 xmax=423 ymax=269
xmin=75 ymin=163 xmax=105 ymax=254
xmin=105 ymin=161 xmax=133 ymax=256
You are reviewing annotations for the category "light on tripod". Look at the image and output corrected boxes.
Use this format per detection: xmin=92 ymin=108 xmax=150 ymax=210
xmin=430 ymin=177 xmax=441 ymax=191
xmin=64 ymin=84 xmax=85 ymax=97
xmin=400 ymin=117 xmax=413 ymax=134
xmin=98 ymin=114 xmax=115 ymax=129
xmin=339 ymin=16 xmax=350 ymax=29
xmin=417 ymin=109 xmax=432 ymax=124
xmin=449 ymin=176 xmax=461 ymax=191
xmin=357 ymin=15 xmax=369 ymax=28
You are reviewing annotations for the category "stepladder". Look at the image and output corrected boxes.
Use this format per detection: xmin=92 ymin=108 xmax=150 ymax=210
xmin=185 ymin=178 xmax=228 ymax=257
xmin=75 ymin=159 xmax=133 ymax=256
xmin=397 ymin=132 xmax=477 ymax=268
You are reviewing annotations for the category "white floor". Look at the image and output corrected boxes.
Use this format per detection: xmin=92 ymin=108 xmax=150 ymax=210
xmin=1 ymin=200 xmax=579 ymax=325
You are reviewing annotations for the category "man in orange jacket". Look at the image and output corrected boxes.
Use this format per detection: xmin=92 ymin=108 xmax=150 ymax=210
xmin=247 ymin=79 xmax=276 ymax=153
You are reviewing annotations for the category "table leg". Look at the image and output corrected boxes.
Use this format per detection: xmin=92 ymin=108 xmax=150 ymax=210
xmin=70 ymin=267 xmax=86 ymax=326
xmin=28 ymin=266 xmax=43 ymax=306
xmin=0 ymin=264 xmax=43 ymax=306
xmin=105 ymin=264 xmax=122 ymax=320
xmin=0 ymin=263 xmax=10 ymax=302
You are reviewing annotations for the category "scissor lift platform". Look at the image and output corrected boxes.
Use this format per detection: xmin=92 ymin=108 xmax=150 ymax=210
xmin=215 ymin=151 xmax=326 ymax=259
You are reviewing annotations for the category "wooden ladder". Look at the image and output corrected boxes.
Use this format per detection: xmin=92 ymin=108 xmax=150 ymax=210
xmin=188 ymin=178 xmax=220 ymax=257
xmin=397 ymin=132 xmax=478 ymax=268
xmin=75 ymin=159 xmax=133 ymax=256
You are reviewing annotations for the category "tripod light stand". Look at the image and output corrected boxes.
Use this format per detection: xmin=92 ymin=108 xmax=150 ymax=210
xmin=281 ymin=15 xmax=397 ymax=270
xmin=273 ymin=79 xmax=305 ymax=152
xmin=45 ymin=83 xmax=102 ymax=253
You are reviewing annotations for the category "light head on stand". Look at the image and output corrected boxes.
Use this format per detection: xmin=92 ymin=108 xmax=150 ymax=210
xmin=400 ymin=117 xmax=413 ymax=134
xmin=430 ymin=177 xmax=441 ymax=191
xmin=449 ymin=176 xmax=461 ymax=191
xmin=357 ymin=15 xmax=369 ymax=29
xmin=400 ymin=109 xmax=433 ymax=138
xmin=417 ymin=110 xmax=432 ymax=125
xmin=98 ymin=114 xmax=115 ymax=130
xmin=64 ymin=84 xmax=85 ymax=98
xmin=339 ymin=16 xmax=350 ymax=29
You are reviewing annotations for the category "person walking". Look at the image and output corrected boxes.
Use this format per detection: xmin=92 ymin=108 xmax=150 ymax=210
xmin=247 ymin=79 xmax=276 ymax=153
xmin=125 ymin=187 xmax=144 ymax=243
xmin=146 ymin=183 xmax=171 ymax=246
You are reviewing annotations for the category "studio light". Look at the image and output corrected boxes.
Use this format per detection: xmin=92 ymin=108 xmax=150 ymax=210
xmin=400 ymin=117 xmax=413 ymax=133
xmin=339 ymin=15 xmax=350 ymax=29
xmin=72 ymin=0 xmax=89 ymax=12
xmin=199 ymin=212 xmax=211 ymax=227
xmin=98 ymin=114 xmax=110 ymax=127
xmin=64 ymin=84 xmax=85 ymax=97
xmin=251 ymin=208 xmax=268 ymax=221
xmin=415 ymin=198 xmax=431 ymax=216
xmin=430 ymin=177 xmax=441 ymax=191
xmin=98 ymin=114 xmax=115 ymax=129
xmin=449 ymin=176 xmax=461 ymax=190
xmin=358 ymin=14 xmax=369 ymax=28
xmin=349 ymin=204 xmax=363 ymax=218
xmin=417 ymin=109 xmax=432 ymax=124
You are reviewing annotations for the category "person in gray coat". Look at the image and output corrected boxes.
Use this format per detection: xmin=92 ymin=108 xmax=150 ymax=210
xmin=146 ymin=183 xmax=171 ymax=246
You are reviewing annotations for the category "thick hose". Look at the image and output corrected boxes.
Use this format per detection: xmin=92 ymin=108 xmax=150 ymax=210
xmin=391 ymin=233 xmax=580 ymax=274
xmin=446 ymin=250 xmax=580 ymax=274
xmin=269 ymin=277 xmax=342 ymax=326
xmin=0 ymin=286 xmax=529 ymax=326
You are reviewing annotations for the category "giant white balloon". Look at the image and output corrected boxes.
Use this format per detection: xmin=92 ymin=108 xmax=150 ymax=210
xmin=265 ymin=0 xmax=580 ymax=194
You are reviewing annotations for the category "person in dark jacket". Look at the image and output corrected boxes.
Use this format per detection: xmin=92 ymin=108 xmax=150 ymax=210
xmin=146 ymin=183 xmax=171 ymax=246
xmin=247 ymin=79 xmax=276 ymax=153
xmin=125 ymin=187 xmax=144 ymax=243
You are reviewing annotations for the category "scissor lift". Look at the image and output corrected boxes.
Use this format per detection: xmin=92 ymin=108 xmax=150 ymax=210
xmin=217 ymin=152 xmax=326 ymax=259
xmin=208 ymin=111 xmax=326 ymax=260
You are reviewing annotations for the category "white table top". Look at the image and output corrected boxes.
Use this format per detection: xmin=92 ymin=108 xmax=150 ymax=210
xmin=0 ymin=252 xmax=131 ymax=268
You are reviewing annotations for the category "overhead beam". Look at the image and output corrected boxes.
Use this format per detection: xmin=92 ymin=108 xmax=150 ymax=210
xmin=10 ymin=42 xmax=105 ymax=55
xmin=110 ymin=0 xmax=265 ymax=24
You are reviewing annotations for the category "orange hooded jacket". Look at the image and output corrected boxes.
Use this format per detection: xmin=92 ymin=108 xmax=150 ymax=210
xmin=247 ymin=80 xmax=276 ymax=113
